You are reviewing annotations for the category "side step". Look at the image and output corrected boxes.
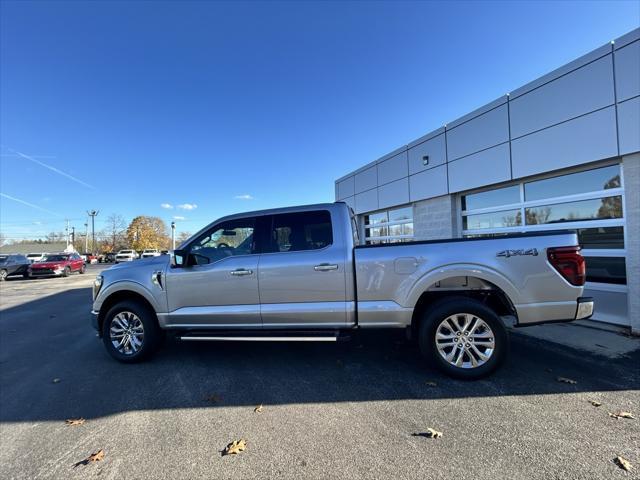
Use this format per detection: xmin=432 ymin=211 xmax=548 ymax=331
xmin=177 ymin=330 xmax=352 ymax=343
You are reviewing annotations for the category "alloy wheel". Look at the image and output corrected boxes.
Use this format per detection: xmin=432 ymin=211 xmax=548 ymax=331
xmin=435 ymin=313 xmax=495 ymax=369
xmin=109 ymin=311 xmax=145 ymax=355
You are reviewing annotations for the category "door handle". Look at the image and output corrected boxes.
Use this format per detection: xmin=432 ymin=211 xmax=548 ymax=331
xmin=314 ymin=263 xmax=338 ymax=272
xmin=230 ymin=268 xmax=253 ymax=276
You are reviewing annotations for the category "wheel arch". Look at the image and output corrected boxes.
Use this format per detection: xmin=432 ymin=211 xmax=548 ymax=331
xmin=97 ymin=290 xmax=158 ymax=337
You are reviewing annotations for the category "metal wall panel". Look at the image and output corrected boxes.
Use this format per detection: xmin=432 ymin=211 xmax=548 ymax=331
xmin=511 ymin=106 xmax=618 ymax=179
xmin=614 ymin=40 xmax=640 ymax=102
xmin=448 ymin=144 xmax=511 ymax=193
xmin=341 ymin=195 xmax=355 ymax=212
xmin=510 ymin=56 xmax=615 ymax=138
xmin=354 ymin=166 xmax=377 ymax=194
xmin=336 ymin=176 xmax=355 ymax=200
xmin=409 ymin=165 xmax=448 ymax=202
xmin=408 ymin=134 xmax=447 ymax=175
xmin=378 ymin=178 xmax=409 ymax=209
xmin=377 ymin=151 xmax=408 ymax=185
xmin=354 ymin=188 xmax=378 ymax=214
xmin=618 ymin=97 xmax=640 ymax=155
xmin=446 ymin=105 xmax=509 ymax=160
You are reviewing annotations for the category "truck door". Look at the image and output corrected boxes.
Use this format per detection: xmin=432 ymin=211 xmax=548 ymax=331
xmin=258 ymin=210 xmax=349 ymax=328
xmin=164 ymin=216 xmax=262 ymax=328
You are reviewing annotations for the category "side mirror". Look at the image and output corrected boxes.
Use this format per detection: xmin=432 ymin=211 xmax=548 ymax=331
xmin=172 ymin=249 xmax=188 ymax=267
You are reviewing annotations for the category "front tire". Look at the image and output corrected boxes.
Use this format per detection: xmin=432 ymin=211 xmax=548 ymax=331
xmin=0 ymin=269 xmax=7 ymax=281
xmin=62 ymin=266 xmax=70 ymax=277
xmin=418 ymin=297 xmax=508 ymax=380
xmin=101 ymin=300 xmax=161 ymax=363
xmin=79 ymin=264 xmax=86 ymax=274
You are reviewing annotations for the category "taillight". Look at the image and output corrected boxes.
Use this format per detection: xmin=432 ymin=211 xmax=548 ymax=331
xmin=547 ymin=246 xmax=586 ymax=286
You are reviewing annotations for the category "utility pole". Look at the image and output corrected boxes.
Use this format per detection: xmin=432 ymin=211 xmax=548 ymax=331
xmin=65 ymin=219 xmax=70 ymax=248
xmin=71 ymin=227 xmax=75 ymax=247
xmin=84 ymin=221 xmax=89 ymax=253
xmin=171 ymin=221 xmax=176 ymax=250
xmin=87 ymin=210 xmax=99 ymax=254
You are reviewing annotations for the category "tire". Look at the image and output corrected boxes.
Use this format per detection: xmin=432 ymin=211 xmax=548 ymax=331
xmin=79 ymin=264 xmax=86 ymax=274
xmin=101 ymin=300 xmax=161 ymax=363
xmin=418 ymin=296 xmax=508 ymax=380
xmin=62 ymin=266 xmax=70 ymax=277
xmin=0 ymin=269 xmax=7 ymax=281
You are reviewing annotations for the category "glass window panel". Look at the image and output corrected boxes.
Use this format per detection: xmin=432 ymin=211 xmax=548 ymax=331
xmin=463 ymin=209 xmax=522 ymax=230
xmin=525 ymin=196 xmax=622 ymax=225
xmin=585 ymin=257 xmax=627 ymax=284
xmin=577 ymin=226 xmax=624 ymax=249
xmin=364 ymin=212 xmax=388 ymax=226
xmin=270 ymin=211 xmax=333 ymax=252
xmin=388 ymin=224 xmax=403 ymax=236
xmin=524 ymin=165 xmax=621 ymax=201
xmin=461 ymin=185 xmax=520 ymax=211
xmin=389 ymin=206 xmax=413 ymax=222
xmin=403 ymin=223 xmax=414 ymax=236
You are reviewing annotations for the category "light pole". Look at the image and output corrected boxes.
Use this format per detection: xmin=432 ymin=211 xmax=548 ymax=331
xmin=84 ymin=222 xmax=89 ymax=253
xmin=87 ymin=210 xmax=99 ymax=254
xmin=171 ymin=221 xmax=176 ymax=250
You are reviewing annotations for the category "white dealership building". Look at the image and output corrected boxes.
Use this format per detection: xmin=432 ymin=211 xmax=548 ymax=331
xmin=334 ymin=28 xmax=640 ymax=334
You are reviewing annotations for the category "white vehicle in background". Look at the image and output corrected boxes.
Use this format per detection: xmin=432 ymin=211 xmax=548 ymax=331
xmin=26 ymin=253 xmax=47 ymax=263
xmin=115 ymin=250 xmax=138 ymax=263
xmin=141 ymin=249 xmax=161 ymax=259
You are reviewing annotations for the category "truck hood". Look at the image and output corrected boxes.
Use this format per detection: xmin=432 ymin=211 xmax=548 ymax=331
xmin=106 ymin=254 xmax=169 ymax=272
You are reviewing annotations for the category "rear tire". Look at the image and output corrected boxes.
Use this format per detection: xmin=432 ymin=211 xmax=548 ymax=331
xmin=62 ymin=266 xmax=70 ymax=277
xmin=0 ymin=269 xmax=7 ymax=281
xmin=101 ymin=300 xmax=161 ymax=363
xmin=418 ymin=297 xmax=508 ymax=380
xmin=79 ymin=264 xmax=86 ymax=274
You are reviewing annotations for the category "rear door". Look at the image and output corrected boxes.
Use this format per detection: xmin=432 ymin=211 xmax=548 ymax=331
xmin=258 ymin=210 xmax=348 ymax=328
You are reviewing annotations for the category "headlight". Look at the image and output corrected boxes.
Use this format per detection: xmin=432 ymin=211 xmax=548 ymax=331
xmin=93 ymin=275 xmax=103 ymax=300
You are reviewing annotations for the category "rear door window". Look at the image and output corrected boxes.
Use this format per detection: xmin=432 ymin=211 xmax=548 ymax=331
xmin=268 ymin=211 xmax=333 ymax=253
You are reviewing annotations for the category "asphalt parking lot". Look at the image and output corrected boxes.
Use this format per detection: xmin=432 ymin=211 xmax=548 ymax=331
xmin=0 ymin=266 xmax=638 ymax=480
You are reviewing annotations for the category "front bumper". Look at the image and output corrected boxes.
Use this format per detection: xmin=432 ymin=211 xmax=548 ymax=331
xmin=30 ymin=269 xmax=64 ymax=277
xmin=91 ymin=310 xmax=99 ymax=333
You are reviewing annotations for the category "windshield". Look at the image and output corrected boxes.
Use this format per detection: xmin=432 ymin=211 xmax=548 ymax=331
xmin=27 ymin=254 xmax=41 ymax=258
xmin=119 ymin=250 xmax=133 ymax=254
xmin=41 ymin=255 xmax=68 ymax=262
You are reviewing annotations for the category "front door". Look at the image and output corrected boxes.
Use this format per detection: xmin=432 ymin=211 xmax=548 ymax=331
xmin=258 ymin=210 xmax=348 ymax=328
xmin=165 ymin=217 xmax=261 ymax=328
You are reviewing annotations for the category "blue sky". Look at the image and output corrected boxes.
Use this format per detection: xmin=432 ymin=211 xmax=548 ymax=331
xmin=1 ymin=0 xmax=638 ymax=241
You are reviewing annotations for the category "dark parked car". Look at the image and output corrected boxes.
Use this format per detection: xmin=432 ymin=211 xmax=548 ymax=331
xmin=30 ymin=253 xmax=86 ymax=278
xmin=0 ymin=254 xmax=31 ymax=281
xmin=101 ymin=252 xmax=116 ymax=263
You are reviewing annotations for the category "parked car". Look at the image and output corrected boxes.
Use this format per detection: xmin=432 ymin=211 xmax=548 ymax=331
xmin=160 ymin=250 xmax=170 ymax=255
xmin=141 ymin=249 xmax=161 ymax=259
xmin=81 ymin=253 xmax=98 ymax=264
xmin=0 ymin=254 xmax=31 ymax=281
xmin=115 ymin=250 xmax=138 ymax=263
xmin=26 ymin=252 xmax=47 ymax=263
xmin=101 ymin=252 xmax=116 ymax=263
xmin=30 ymin=252 xmax=85 ymax=277
xmin=91 ymin=202 xmax=593 ymax=379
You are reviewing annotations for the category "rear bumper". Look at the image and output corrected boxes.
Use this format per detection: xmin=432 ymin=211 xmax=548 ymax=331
xmin=515 ymin=296 xmax=594 ymax=327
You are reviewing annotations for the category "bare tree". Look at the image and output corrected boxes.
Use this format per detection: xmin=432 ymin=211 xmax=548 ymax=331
xmin=105 ymin=213 xmax=127 ymax=252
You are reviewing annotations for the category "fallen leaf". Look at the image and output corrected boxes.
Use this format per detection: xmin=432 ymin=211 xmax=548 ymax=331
xmin=52 ymin=378 xmax=61 ymax=384
xmin=223 ymin=439 xmax=247 ymax=456
xmin=588 ymin=400 xmax=602 ymax=407
xmin=254 ymin=405 xmax=263 ymax=414
xmin=65 ymin=418 xmax=85 ymax=426
xmin=609 ymin=411 xmax=635 ymax=420
xmin=614 ymin=456 xmax=632 ymax=471
xmin=412 ymin=428 xmax=443 ymax=439
xmin=556 ymin=377 xmax=577 ymax=385
xmin=204 ymin=394 xmax=222 ymax=404
xmin=425 ymin=381 xmax=437 ymax=387
xmin=74 ymin=449 xmax=105 ymax=467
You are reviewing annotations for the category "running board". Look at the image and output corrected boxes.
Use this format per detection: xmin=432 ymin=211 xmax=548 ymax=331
xmin=180 ymin=335 xmax=339 ymax=342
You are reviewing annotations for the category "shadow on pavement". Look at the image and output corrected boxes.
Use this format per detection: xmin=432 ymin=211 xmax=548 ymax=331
xmin=1 ymin=287 xmax=638 ymax=423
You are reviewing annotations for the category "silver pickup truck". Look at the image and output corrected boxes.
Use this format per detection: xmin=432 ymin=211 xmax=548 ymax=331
xmin=91 ymin=202 xmax=593 ymax=378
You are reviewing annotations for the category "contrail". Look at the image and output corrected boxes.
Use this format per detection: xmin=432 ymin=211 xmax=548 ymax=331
xmin=0 ymin=193 xmax=63 ymax=217
xmin=9 ymin=148 xmax=95 ymax=190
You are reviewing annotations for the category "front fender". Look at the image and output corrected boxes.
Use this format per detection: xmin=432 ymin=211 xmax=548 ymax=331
xmin=94 ymin=279 xmax=165 ymax=315
xmin=402 ymin=263 xmax=522 ymax=309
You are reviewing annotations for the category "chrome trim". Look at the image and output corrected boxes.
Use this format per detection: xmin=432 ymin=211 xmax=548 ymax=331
xmin=180 ymin=336 xmax=338 ymax=342
xmin=314 ymin=263 xmax=338 ymax=271
xmin=230 ymin=268 xmax=253 ymax=276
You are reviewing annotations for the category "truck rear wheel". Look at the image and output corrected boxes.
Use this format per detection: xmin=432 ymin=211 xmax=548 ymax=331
xmin=418 ymin=297 xmax=508 ymax=380
xmin=101 ymin=300 xmax=161 ymax=363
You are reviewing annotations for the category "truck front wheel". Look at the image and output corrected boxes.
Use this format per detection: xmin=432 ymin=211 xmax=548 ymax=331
xmin=101 ymin=300 xmax=161 ymax=363
xmin=418 ymin=297 xmax=508 ymax=379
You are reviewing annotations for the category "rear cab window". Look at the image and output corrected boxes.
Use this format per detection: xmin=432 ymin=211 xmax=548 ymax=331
xmin=268 ymin=210 xmax=333 ymax=253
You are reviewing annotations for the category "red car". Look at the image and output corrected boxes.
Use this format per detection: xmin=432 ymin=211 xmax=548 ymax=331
xmin=29 ymin=253 xmax=86 ymax=278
